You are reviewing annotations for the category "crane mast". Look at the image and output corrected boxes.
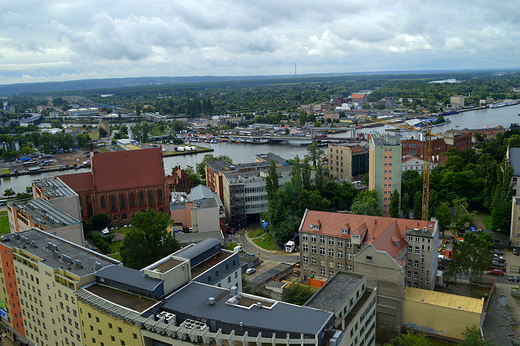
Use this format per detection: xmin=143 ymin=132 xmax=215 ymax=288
xmin=422 ymin=124 xmax=432 ymax=221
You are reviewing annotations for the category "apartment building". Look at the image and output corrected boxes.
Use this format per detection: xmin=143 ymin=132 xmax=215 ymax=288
xmin=328 ymin=144 xmax=369 ymax=181
xmin=0 ymin=228 xmax=120 ymax=346
xmin=299 ymin=210 xmax=438 ymax=331
xmin=511 ymin=197 xmax=520 ymax=245
xmin=205 ymin=153 xmax=290 ymax=226
xmin=369 ymin=135 xmax=402 ymax=215
xmin=401 ymin=155 xmax=439 ymax=173
xmin=305 ymin=272 xmax=377 ymax=346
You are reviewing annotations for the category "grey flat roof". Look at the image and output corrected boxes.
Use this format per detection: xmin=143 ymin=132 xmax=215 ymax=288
xmin=305 ymin=272 xmax=363 ymax=312
xmin=173 ymin=238 xmax=221 ymax=262
xmin=161 ymin=282 xmax=333 ymax=335
xmin=9 ymin=199 xmax=80 ymax=230
xmin=33 ymin=178 xmax=77 ymax=198
xmin=188 ymin=185 xmax=216 ymax=201
xmin=2 ymin=228 xmax=119 ymax=277
xmin=510 ymin=148 xmax=520 ymax=176
xmin=96 ymin=265 xmax=163 ymax=292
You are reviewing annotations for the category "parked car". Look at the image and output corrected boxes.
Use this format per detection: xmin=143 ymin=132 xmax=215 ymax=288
xmin=487 ymin=269 xmax=504 ymax=276
xmin=494 ymin=255 xmax=505 ymax=262
xmin=514 ymin=248 xmax=520 ymax=256
xmin=492 ymin=260 xmax=505 ymax=268
xmin=246 ymin=268 xmax=256 ymax=275
xmin=509 ymin=276 xmax=520 ymax=283
xmin=494 ymin=249 xmax=504 ymax=256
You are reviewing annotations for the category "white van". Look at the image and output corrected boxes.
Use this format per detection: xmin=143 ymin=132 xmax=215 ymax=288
xmin=234 ymin=246 xmax=243 ymax=253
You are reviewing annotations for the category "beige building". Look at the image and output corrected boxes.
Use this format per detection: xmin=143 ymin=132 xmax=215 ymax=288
xmin=369 ymin=135 xmax=402 ymax=216
xmin=402 ymin=287 xmax=484 ymax=341
xmin=328 ymin=144 xmax=369 ymax=182
xmin=299 ymin=210 xmax=439 ymax=331
xmin=511 ymin=197 xmax=520 ymax=245
xmin=450 ymin=95 xmax=465 ymax=109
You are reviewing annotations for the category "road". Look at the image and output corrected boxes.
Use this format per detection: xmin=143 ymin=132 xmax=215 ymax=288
xmin=234 ymin=230 xmax=299 ymax=264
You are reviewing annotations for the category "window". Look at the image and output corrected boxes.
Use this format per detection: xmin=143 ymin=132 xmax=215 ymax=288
xmin=302 ymin=244 xmax=308 ymax=252
xmin=100 ymin=196 xmax=106 ymax=209
xmin=311 ymin=235 xmax=316 ymax=242
xmin=158 ymin=189 xmax=164 ymax=204
xmin=408 ymin=246 xmax=412 ymax=253
xmin=407 ymin=260 xmax=412 ymax=267
xmin=130 ymin=193 xmax=135 ymax=207
xmin=118 ymin=327 xmax=122 ymax=333
xmin=346 ymin=252 xmax=352 ymax=260
xmin=366 ymin=256 xmax=372 ymax=262
xmin=133 ymin=334 xmax=138 ymax=339
xmin=407 ymin=271 xmax=411 ymax=278
xmin=328 ymin=261 xmax=334 ymax=268
xmin=328 ymin=249 xmax=334 ymax=257
xmin=414 ymin=261 xmax=419 ymax=268
xmin=337 ymin=239 xmax=343 ymax=247
xmin=414 ymin=273 xmax=418 ymax=280
xmin=320 ymin=260 xmax=325 ymax=267
xmin=337 ymin=263 xmax=343 ymax=270
xmin=311 ymin=258 xmax=317 ymax=265
xmin=337 ymin=250 xmax=343 ymax=259
xmin=320 ymin=247 xmax=325 ymax=255
xmin=346 ymin=265 xmax=352 ymax=271
xmin=303 ymin=256 xmax=308 ymax=263
xmin=119 ymin=194 xmax=126 ymax=209
xmin=320 ymin=269 xmax=325 ymax=276
xmin=415 ymin=247 xmax=419 ymax=254
xmin=311 ymin=246 xmax=316 ymax=254
xmin=228 ymin=277 xmax=231 ymax=283
xmin=346 ymin=240 xmax=352 ymax=248
xmin=328 ymin=238 xmax=334 ymax=246
xmin=139 ymin=191 xmax=145 ymax=205
xmin=328 ymin=270 xmax=334 ymax=277
xmin=302 ymin=234 xmax=308 ymax=241
xmin=148 ymin=190 xmax=154 ymax=206
xmin=319 ymin=236 xmax=325 ymax=244
xmin=111 ymin=195 xmax=116 ymax=210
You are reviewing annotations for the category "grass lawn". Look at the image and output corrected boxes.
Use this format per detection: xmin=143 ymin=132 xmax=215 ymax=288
xmin=227 ymin=242 xmax=238 ymax=251
xmin=253 ymin=233 xmax=279 ymax=250
xmin=248 ymin=229 xmax=266 ymax=238
xmin=0 ymin=216 xmax=9 ymax=235
xmin=483 ymin=215 xmax=493 ymax=229
xmin=0 ymin=210 xmax=7 ymax=216
xmin=107 ymin=254 xmax=122 ymax=261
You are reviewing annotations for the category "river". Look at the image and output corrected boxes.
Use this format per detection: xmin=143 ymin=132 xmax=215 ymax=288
xmin=3 ymin=104 xmax=520 ymax=194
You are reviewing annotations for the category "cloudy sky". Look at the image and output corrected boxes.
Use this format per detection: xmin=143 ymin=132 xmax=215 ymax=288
xmin=1 ymin=0 xmax=519 ymax=85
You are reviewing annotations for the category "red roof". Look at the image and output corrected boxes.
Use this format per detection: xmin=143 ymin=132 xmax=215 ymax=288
xmin=57 ymin=172 xmax=93 ymax=193
xmin=301 ymin=210 xmax=435 ymax=262
xmin=91 ymin=148 xmax=165 ymax=192
xmin=351 ymin=94 xmax=367 ymax=99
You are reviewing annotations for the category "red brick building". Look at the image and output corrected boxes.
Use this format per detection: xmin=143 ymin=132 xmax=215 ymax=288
xmin=351 ymin=94 xmax=368 ymax=105
xmin=401 ymin=132 xmax=472 ymax=157
xmin=58 ymin=148 xmax=170 ymax=225
xmin=166 ymin=166 xmax=194 ymax=194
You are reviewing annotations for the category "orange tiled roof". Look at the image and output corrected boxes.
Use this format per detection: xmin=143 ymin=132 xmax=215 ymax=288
xmin=57 ymin=172 xmax=93 ymax=193
xmin=351 ymin=94 xmax=367 ymax=99
xmin=301 ymin=210 xmax=435 ymax=261
xmin=91 ymin=148 xmax=165 ymax=192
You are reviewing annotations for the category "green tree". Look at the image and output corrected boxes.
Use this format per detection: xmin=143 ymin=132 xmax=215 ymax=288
xmin=196 ymin=154 xmax=232 ymax=180
xmin=76 ymin=133 xmax=91 ymax=148
xmin=402 ymin=193 xmax=410 ymax=219
xmin=306 ymin=142 xmax=325 ymax=169
xmin=436 ymin=202 xmax=452 ymax=230
xmin=130 ymin=122 xmax=150 ymax=143
xmin=20 ymin=146 xmax=33 ymax=155
xmin=315 ymin=161 xmax=324 ymax=191
xmin=428 ymin=189 xmax=439 ymax=220
xmin=3 ymin=188 xmax=15 ymax=197
xmin=491 ymin=158 xmax=513 ymax=211
xmin=391 ymin=331 xmax=432 ymax=346
xmin=265 ymin=159 xmax=279 ymax=198
xmin=351 ymin=190 xmax=381 ymax=216
xmin=242 ymin=274 xmax=253 ymax=294
xmin=452 ymin=198 xmax=475 ymax=230
xmin=413 ymin=191 xmax=422 ymax=220
xmin=98 ymin=127 xmax=108 ymax=138
xmin=301 ymin=157 xmax=311 ymax=191
xmin=281 ymin=284 xmax=314 ymax=305
xmin=491 ymin=201 xmax=511 ymax=231
xmin=459 ymin=325 xmax=493 ymax=346
xmin=389 ymin=189 xmax=400 ymax=218
xmin=89 ymin=213 xmax=112 ymax=232
xmin=447 ymin=232 xmax=493 ymax=288
xmin=120 ymin=208 xmax=179 ymax=269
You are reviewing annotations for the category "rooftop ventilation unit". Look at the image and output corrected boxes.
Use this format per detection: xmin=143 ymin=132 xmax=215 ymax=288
xmin=47 ymin=242 xmax=58 ymax=251
xmin=30 ymin=240 xmax=37 ymax=248
xmin=62 ymin=254 xmax=73 ymax=263
xmin=208 ymin=297 xmax=215 ymax=305
xmin=1 ymin=235 xmax=10 ymax=242
xmin=75 ymin=260 xmax=83 ymax=268
xmin=95 ymin=262 xmax=102 ymax=270
xmin=52 ymin=250 xmax=60 ymax=258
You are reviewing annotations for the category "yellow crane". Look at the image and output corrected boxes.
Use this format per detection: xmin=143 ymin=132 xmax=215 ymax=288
xmin=422 ymin=123 xmax=432 ymax=221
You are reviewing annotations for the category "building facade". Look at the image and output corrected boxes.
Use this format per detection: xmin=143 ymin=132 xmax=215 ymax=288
xmin=400 ymin=133 xmax=472 ymax=158
xmin=166 ymin=166 xmax=195 ymax=194
xmin=299 ymin=210 xmax=439 ymax=331
xmin=328 ymin=144 xmax=369 ymax=181
xmin=369 ymin=136 xmax=402 ymax=216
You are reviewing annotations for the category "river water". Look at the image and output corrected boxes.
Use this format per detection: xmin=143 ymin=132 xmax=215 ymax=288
xmin=3 ymin=104 xmax=520 ymax=193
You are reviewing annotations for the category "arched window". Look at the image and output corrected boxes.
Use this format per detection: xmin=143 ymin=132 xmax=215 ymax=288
xmin=120 ymin=193 xmax=126 ymax=209
xmin=130 ymin=193 xmax=135 ymax=207
xmin=158 ymin=189 xmax=163 ymax=204
xmin=139 ymin=191 xmax=145 ymax=206
xmin=111 ymin=195 xmax=116 ymax=210
xmin=121 ymin=213 xmax=127 ymax=220
xmin=100 ymin=195 xmax=106 ymax=209
xmin=149 ymin=190 xmax=154 ymax=206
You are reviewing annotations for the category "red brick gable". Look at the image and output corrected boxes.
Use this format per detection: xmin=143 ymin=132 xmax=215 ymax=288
xmin=91 ymin=148 xmax=165 ymax=192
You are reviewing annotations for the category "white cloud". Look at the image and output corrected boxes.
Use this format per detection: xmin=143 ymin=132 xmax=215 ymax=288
xmin=0 ymin=0 xmax=519 ymax=84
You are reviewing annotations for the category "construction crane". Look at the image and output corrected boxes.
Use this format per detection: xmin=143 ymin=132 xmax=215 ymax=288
xmin=422 ymin=123 xmax=432 ymax=221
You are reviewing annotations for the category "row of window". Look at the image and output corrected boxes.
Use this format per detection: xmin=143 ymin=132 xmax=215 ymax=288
xmin=301 ymin=234 xmax=352 ymax=247
xmin=302 ymin=256 xmax=353 ymax=270
xmin=99 ymin=189 xmax=164 ymax=210
xmin=244 ymin=186 xmax=265 ymax=194
xmin=302 ymin=246 xmax=349 ymax=259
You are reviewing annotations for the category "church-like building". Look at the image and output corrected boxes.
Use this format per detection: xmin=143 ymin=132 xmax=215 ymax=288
xmin=58 ymin=147 xmax=170 ymax=225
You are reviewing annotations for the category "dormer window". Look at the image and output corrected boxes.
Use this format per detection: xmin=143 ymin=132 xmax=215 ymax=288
xmin=341 ymin=223 xmax=350 ymax=235
xmin=310 ymin=219 xmax=321 ymax=231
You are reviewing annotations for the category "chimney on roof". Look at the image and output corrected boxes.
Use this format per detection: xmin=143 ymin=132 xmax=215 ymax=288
xmin=374 ymin=219 xmax=377 ymax=224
